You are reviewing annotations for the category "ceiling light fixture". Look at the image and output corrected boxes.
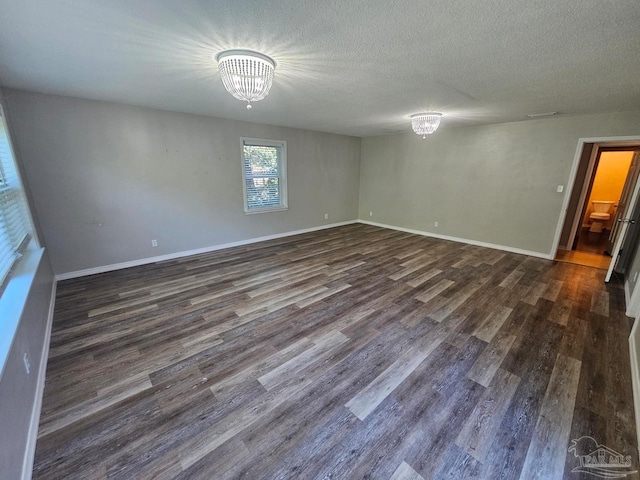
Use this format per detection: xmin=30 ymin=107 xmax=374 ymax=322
xmin=216 ymin=50 xmax=276 ymax=110
xmin=411 ymin=113 xmax=443 ymax=138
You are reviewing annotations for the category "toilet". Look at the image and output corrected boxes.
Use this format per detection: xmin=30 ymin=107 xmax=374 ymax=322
xmin=589 ymin=201 xmax=615 ymax=233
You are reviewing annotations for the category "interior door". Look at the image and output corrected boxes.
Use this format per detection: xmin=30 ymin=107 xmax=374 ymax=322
xmin=606 ymin=151 xmax=640 ymax=282
xmin=606 ymin=151 xmax=640 ymax=254
xmin=616 ymin=187 xmax=640 ymax=274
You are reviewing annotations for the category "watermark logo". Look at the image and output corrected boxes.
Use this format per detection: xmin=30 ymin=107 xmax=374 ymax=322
xmin=568 ymin=436 xmax=637 ymax=478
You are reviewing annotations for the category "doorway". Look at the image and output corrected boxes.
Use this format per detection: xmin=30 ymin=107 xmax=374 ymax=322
xmin=555 ymin=139 xmax=640 ymax=278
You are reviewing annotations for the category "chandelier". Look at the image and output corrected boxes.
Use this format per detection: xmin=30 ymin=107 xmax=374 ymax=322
xmin=216 ymin=50 xmax=276 ymax=109
xmin=411 ymin=113 xmax=443 ymax=138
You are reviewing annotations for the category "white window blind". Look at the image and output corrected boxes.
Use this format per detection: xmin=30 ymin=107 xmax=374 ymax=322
xmin=0 ymin=108 xmax=32 ymax=287
xmin=241 ymin=138 xmax=287 ymax=213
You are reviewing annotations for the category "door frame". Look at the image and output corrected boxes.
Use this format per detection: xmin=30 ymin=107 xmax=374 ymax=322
xmin=605 ymin=150 xmax=640 ymax=255
xmin=564 ymin=144 xmax=600 ymax=251
xmin=605 ymin=152 xmax=640 ymax=282
xmin=551 ymin=136 xmax=640 ymax=260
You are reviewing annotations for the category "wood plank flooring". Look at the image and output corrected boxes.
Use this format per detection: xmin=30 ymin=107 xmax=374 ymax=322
xmin=33 ymin=224 xmax=639 ymax=479
xmin=555 ymin=228 xmax=612 ymax=270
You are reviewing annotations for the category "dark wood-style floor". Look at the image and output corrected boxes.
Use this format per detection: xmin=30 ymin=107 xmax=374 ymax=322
xmin=33 ymin=224 xmax=639 ymax=479
xmin=556 ymin=228 xmax=612 ymax=270
xmin=575 ymin=227 xmax=610 ymax=255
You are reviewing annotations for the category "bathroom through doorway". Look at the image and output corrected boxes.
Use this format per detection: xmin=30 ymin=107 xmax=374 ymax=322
xmin=556 ymin=143 xmax=640 ymax=274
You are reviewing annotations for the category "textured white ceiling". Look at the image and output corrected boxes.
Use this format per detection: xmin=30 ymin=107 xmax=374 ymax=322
xmin=0 ymin=0 xmax=638 ymax=137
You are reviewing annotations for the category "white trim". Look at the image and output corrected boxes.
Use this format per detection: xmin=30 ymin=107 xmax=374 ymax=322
xmin=244 ymin=206 xmax=288 ymax=216
xmin=626 ymin=272 xmax=640 ymax=466
xmin=55 ymin=221 xmax=357 ymax=280
xmin=551 ymin=135 xmax=640 ymax=259
xmin=606 ymin=158 xmax=640 ymax=282
xmin=0 ymin=104 xmax=41 ymax=247
xmin=241 ymin=137 xmax=285 ymax=149
xmin=627 ymin=278 xmax=640 ymax=318
xmin=629 ymin=318 xmax=640 ymax=466
xmin=21 ymin=280 xmax=56 ymax=480
xmin=550 ymin=139 xmax=592 ymax=260
xmin=571 ymin=136 xmax=640 ymax=147
xmin=0 ymin=248 xmax=45 ymax=378
xmin=357 ymin=220 xmax=551 ymax=259
xmin=565 ymin=144 xmax=598 ymax=251
xmin=241 ymin=137 xmax=288 ymax=214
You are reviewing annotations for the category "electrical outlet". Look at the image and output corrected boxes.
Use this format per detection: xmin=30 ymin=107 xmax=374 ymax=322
xmin=324 ymin=213 xmax=329 ymax=220
xmin=23 ymin=352 xmax=30 ymax=374
xmin=557 ymin=185 xmax=564 ymax=193
xmin=369 ymin=211 xmax=373 ymax=217
xmin=434 ymin=221 xmax=439 ymax=227
xmin=151 ymin=239 xmax=158 ymax=247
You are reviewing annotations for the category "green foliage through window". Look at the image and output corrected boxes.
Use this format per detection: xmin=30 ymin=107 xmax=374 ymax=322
xmin=242 ymin=140 xmax=287 ymax=212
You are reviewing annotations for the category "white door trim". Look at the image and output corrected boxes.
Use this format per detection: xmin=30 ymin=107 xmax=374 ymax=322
xmin=551 ymin=135 xmax=640 ymax=259
xmin=606 ymin=160 xmax=640 ymax=282
xmin=564 ymin=143 xmax=599 ymax=251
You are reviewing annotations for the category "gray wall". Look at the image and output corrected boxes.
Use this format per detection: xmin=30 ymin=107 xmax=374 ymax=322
xmin=0 ymin=254 xmax=54 ymax=479
xmin=3 ymin=89 xmax=361 ymax=276
xmin=0 ymin=87 xmax=56 ymax=479
xmin=359 ymin=111 xmax=640 ymax=256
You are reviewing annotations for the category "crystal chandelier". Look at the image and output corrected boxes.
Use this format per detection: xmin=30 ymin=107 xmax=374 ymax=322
xmin=411 ymin=113 xmax=443 ymax=138
xmin=216 ymin=50 xmax=276 ymax=109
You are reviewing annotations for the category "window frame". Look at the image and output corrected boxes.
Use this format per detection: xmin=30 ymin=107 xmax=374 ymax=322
xmin=0 ymin=102 xmax=42 ymax=379
xmin=0 ymin=104 xmax=38 ymax=291
xmin=240 ymin=137 xmax=288 ymax=214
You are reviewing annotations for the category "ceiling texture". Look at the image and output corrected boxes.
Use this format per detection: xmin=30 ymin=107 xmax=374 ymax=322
xmin=0 ymin=0 xmax=638 ymax=137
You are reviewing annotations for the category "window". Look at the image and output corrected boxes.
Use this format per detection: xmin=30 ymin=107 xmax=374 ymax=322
xmin=0 ymin=106 xmax=33 ymax=289
xmin=241 ymin=138 xmax=287 ymax=213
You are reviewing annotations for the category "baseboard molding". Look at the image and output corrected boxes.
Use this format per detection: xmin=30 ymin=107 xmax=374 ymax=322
xmin=21 ymin=280 xmax=56 ymax=480
xmin=357 ymin=220 xmax=552 ymax=260
xmin=626 ymin=276 xmax=640 ymax=462
xmin=629 ymin=319 xmax=640 ymax=467
xmin=627 ymin=279 xmax=640 ymax=319
xmin=55 ymin=221 xmax=358 ymax=281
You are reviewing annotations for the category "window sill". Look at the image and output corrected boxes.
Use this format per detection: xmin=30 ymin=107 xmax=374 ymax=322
xmin=0 ymin=247 xmax=44 ymax=379
xmin=244 ymin=206 xmax=289 ymax=215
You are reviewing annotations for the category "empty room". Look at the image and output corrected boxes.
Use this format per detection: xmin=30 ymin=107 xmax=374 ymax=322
xmin=2 ymin=1 xmax=640 ymax=479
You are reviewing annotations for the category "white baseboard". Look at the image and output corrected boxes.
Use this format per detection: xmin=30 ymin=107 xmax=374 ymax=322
xmin=55 ymin=219 xmax=557 ymax=281
xmin=21 ymin=280 xmax=56 ymax=480
xmin=629 ymin=319 xmax=640 ymax=467
xmin=626 ymin=276 xmax=640 ymax=459
xmin=627 ymin=279 xmax=640 ymax=319
xmin=55 ymin=221 xmax=358 ymax=281
xmin=357 ymin=220 xmax=552 ymax=260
